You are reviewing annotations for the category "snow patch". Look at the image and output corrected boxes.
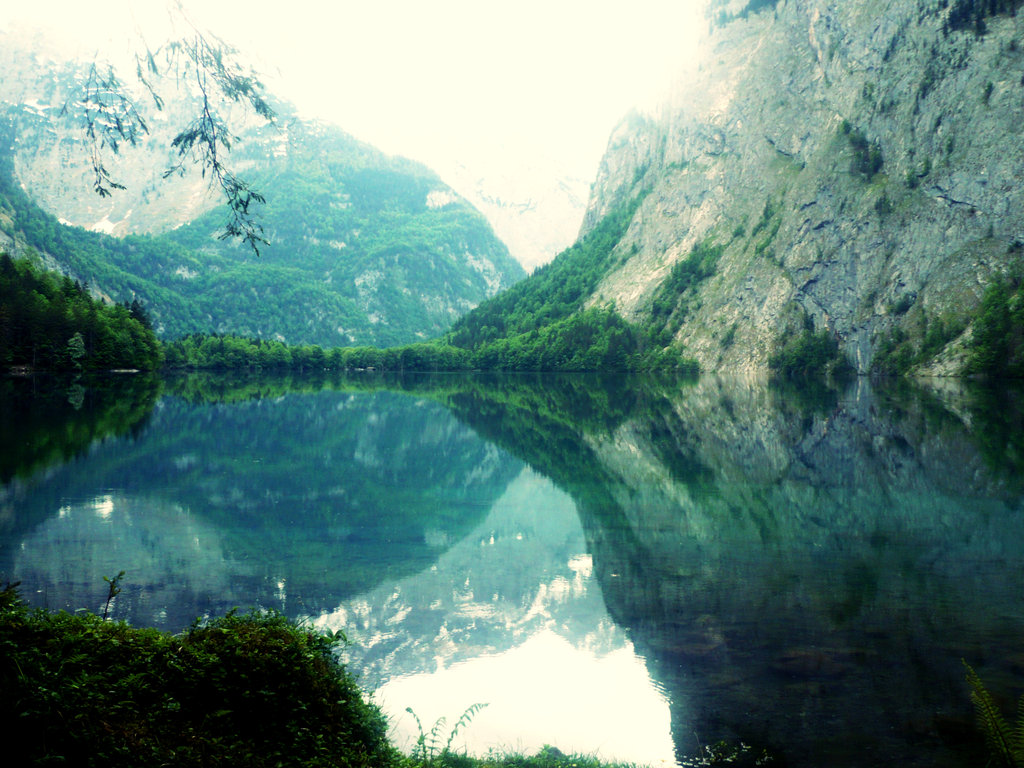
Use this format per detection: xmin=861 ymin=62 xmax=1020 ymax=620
xmin=426 ymin=189 xmax=457 ymax=209
xmin=91 ymin=216 xmax=116 ymax=234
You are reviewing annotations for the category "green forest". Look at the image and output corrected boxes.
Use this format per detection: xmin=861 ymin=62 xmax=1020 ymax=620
xmin=0 ymin=252 xmax=161 ymax=371
xmin=162 ymin=122 xmax=523 ymax=347
xmin=156 ymin=194 xmax=696 ymax=373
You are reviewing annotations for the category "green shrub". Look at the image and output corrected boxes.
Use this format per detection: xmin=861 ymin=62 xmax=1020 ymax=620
xmin=769 ymin=327 xmax=851 ymax=379
xmin=967 ymin=279 xmax=1024 ymax=378
xmin=648 ymin=238 xmax=723 ymax=335
xmin=0 ymin=585 xmax=397 ymax=768
xmin=847 ymin=127 xmax=884 ymax=178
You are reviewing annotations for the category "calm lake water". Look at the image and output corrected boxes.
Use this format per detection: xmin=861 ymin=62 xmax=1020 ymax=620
xmin=2 ymin=371 xmax=1023 ymax=767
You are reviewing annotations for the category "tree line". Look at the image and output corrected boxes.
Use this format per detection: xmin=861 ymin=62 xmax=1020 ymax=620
xmin=944 ymin=0 xmax=1024 ymax=35
xmin=0 ymin=250 xmax=689 ymax=374
xmin=161 ymin=314 xmax=691 ymax=373
xmin=0 ymin=253 xmax=161 ymax=371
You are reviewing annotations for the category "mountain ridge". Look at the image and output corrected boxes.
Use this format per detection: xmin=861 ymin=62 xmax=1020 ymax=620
xmin=576 ymin=0 xmax=1024 ymax=376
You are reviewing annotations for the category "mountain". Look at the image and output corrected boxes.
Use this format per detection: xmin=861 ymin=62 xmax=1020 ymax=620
xmin=587 ymin=0 xmax=1024 ymax=376
xmin=452 ymin=0 xmax=1024 ymax=376
xmin=435 ymin=154 xmax=591 ymax=272
xmin=0 ymin=34 xmax=524 ymax=347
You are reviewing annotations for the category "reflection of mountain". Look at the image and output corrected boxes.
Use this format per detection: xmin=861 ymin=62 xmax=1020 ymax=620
xmin=1 ymin=383 xmax=522 ymax=628
xmin=7 ymin=372 xmax=1024 ymax=765
xmin=441 ymin=375 xmax=1024 ymax=768
xmin=319 ymin=465 xmax=675 ymax=765
xmin=319 ymin=466 xmax=620 ymax=689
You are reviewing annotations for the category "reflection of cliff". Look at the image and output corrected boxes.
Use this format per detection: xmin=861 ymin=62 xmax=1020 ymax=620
xmin=10 ymin=494 xmax=250 ymax=628
xmin=442 ymin=374 xmax=1024 ymax=768
xmin=1 ymin=383 xmax=522 ymax=628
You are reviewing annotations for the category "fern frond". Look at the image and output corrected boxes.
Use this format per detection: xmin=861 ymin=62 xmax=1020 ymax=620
xmin=427 ymin=715 xmax=447 ymax=758
xmin=965 ymin=662 xmax=1016 ymax=767
xmin=1013 ymin=694 xmax=1024 ymax=764
xmin=405 ymin=706 xmax=427 ymax=762
xmin=445 ymin=702 xmax=489 ymax=752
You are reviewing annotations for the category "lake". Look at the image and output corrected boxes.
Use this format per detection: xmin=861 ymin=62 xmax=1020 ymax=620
xmin=2 ymin=371 xmax=1023 ymax=767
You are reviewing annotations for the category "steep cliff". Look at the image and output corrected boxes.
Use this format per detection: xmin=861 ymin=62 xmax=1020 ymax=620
xmin=582 ymin=0 xmax=1024 ymax=375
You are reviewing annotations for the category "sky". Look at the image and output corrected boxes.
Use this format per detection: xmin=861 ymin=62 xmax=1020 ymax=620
xmin=6 ymin=0 xmax=707 ymax=185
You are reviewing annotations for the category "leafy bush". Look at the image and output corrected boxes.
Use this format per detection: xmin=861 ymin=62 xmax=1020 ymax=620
xmin=769 ymin=327 xmax=851 ymax=379
xmin=967 ymin=279 xmax=1024 ymax=377
xmin=0 ymin=585 xmax=396 ymax=768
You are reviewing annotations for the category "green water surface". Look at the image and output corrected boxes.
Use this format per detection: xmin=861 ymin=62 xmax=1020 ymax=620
xmin=2 ymin=371 xmax=1022 ymax=767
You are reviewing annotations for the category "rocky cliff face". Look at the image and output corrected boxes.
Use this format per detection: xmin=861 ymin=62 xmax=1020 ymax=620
xmin=582 ymin=0 xmax=1024 ymax=374
xmin=0 ymin=35 xmax=226 ymax=235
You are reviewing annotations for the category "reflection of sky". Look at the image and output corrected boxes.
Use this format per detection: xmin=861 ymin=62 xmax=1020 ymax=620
xmin=314 ymin=467 xmax=678 ymax=766
xmin=379 ymin=630 xmax=676 ymax=766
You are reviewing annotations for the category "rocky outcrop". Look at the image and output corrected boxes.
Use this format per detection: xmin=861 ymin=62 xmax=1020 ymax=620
xmin=582 ymin=0 xmax=1024 ymax=374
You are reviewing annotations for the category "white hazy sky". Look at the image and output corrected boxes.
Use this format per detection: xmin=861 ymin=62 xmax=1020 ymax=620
xmin=6 ymin=0 xmax=707 ymax=183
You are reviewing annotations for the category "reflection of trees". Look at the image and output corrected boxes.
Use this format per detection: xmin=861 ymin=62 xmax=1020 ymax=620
xmin=6 ymin=370 xmax=1024 ymax=766
xmin=432 ymin=373 xmax=1024 ymax=768
xmin=1 ymin=374 xmax=522 ymax=627
xmin=0 ymin=373 xmax=160 ymax=486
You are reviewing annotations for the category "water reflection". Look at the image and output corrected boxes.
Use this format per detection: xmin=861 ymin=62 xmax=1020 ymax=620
xmin=380 ymin=631 xmax=674 ymax=765
xmin=313 ymin=466 xmax=676 ymax=764
xmin=1 ymin=381 xmax=522 ymax=626
xmin=3 ymin=372 xmax=1024 ymax=767
xmin=13 ymin=493 xmax=245 ymax=626
xmin=439 ymin=374 xmax=1024 ymax=767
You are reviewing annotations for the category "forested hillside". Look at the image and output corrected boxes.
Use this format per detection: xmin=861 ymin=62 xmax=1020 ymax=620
xmin=436 ymin=194 xmax=690 ymax=371
xmin=149 ymin=195 xmax=695 ymax=373
xmin=0 ymin=252 xmax=160 ymax=371
xmin=0 ymin=46 xmax=522 ymax=348
xmin=163 ymin=121 xmax=523 ymax=346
